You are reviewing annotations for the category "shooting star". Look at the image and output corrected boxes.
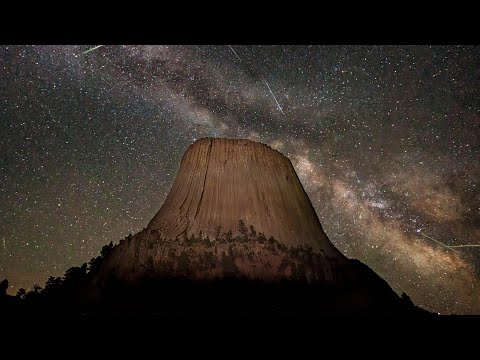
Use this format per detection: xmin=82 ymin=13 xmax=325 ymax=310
xmin=228 ymin=45 xmax=242 ymax=61
xmin=263 ymin=78 xmax=285 ymax=116
xmin=417 ymin=231 xmax=449 ymax=248
xmin=2 ymin=238 xmax=5 ymax=251
xmin=83 ymin=45 xmax=104 ymax=55
xmin=446 ymin=244 xmax=480 ymax=248
xmin=416 ymin=229 xmax=480 ymax=250
xmin=377 ymin=180 xmax=390 ymax=188
xmin=225 ymin=45 xmax=286 ymax=116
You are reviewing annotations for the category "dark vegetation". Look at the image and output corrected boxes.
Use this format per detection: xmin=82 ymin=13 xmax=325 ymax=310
xmin=0 ymin=221 xmax=431 ymax=316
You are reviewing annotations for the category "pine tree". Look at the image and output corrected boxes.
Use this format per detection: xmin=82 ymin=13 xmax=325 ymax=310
xmin=238 ymin=220 xmax=248 ymax=238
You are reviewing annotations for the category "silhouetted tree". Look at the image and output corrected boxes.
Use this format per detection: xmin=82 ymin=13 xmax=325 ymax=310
xmin=203 ymin=235 xmax=211 ymax=245
xmin=0 ymin=279 xmax=8 ymax=297
xmin=225 ymin=230 xmax=233 ymax=242
xmin=257 ymin=232 xmax=266 ymax=244
xmin=24 ymin=284 xmax=43 ymax=302
xmin=277 ymin=242 xmax=287 ymax=252
xmin=238 ymin=220 xmax=248 ymax=238
xmin=88 ymin=256 xmax=102 ymax=273
xmin=44 ymin=276 xmax=63 ymax=292
xmin=100 ymin=241 xmax=114 ymax=258
xmin=16 ymin=288 xmax=26 ymax=299
xmin=63 ymin=263 xmax=87 ymax=287
xmin=268 ymin=236 xmax=276 ymax=248
xmin=249 ymin=225 xmax=257 ymax=238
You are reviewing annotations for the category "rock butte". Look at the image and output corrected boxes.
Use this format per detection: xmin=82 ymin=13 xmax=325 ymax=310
xmin=147 ymin=137 xmax=343 ymax=258
xmin=1 ymin=138 xmax=428 ymax=315
xmin=89 ymin=138 xmax=428 ymax=315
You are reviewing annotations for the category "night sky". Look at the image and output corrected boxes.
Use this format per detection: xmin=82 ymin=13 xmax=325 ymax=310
xmin=1 ymin=45 xmax=479 ymax=314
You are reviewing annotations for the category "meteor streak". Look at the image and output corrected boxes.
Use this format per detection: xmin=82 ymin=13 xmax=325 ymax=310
xmin=83 ymin=45 xmax=104 ymax=55
xmin=416 ymin=230 xmax=480 ymax=250
xmin=447 ymin=244 xmax=480 ymax=248
xmin=263 ymin=78 xmax=285 ymax=115
xmin=225 ymin=45 xmax=286 ymax=116
xmin=228 ymin=45 xmax=241 ymax=61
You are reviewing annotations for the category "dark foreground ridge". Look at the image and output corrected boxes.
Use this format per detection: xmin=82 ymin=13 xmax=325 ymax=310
xmin=0 ymin=230 xmax=431 ymax=316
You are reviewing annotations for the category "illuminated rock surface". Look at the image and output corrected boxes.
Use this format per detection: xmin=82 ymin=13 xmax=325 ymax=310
xmin=148 ymin=138 xmax=342 ymax=257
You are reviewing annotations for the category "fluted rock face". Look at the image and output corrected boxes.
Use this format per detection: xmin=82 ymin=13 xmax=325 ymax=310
xmin=95 ymin=138 xmax=349 ymax=284
xmin=147 ymin=138 xmax=342 ymax=258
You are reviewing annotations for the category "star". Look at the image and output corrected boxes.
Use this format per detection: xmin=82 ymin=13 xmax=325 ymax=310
xmin=0 ymin=44 xmax=479 ymax=314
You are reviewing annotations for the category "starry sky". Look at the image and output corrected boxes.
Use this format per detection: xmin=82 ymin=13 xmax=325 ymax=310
xmin=1 ymin=45 xmax=479 ymax=314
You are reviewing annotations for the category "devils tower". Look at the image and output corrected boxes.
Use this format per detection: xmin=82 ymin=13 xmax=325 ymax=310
xmin=83 ymin=138 xmax=423 ymax=316
xmin=148 ymin=138 xmax=342 ymax=256
xmin=96 ymin=138 xmax=352 ymax=284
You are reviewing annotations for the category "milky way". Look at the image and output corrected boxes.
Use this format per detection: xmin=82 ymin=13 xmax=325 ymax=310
xmin=1 ymin=45 xmax=479 ymax=314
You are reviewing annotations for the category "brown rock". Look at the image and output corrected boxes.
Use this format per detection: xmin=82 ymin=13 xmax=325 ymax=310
xmin=95 ymin=138 xmax=351 ymax=284
xmin=148 ymin=138 xmax=343 ymax=258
